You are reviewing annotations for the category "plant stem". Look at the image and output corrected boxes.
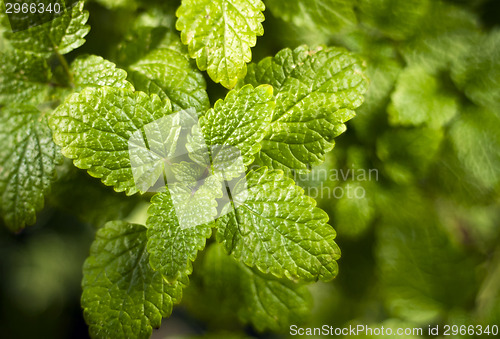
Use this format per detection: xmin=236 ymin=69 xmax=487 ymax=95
xmin=54 ymin=47 xmax=74 ymax=87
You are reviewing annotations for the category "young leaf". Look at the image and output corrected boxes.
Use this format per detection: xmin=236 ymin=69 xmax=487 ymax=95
xmin=49 ymin=87 xmax=173 ymax=195
xmin=216 ymin=167 xmax=340 ymax=282
xmin=0 ymin=105 xmax=62 ymax=231
xmin=82 ymin=221 xmax=185 ymax=339
xmin=5 ymin=1 xmax=90 ymax=56
xmin=0 ymin=51 xmax=51 ymax=105
xmin=129 ymin=40 xmax=210 ymax=111
xmin=176 ymin=0 xmax=265 ymax=89
xmin=265 ymin=0 xmax=356 ymax=34
xmin=71 ymin=55 xmax=134 ymax=91
xmin=244 ymin=45 xmax=368 ymax=175
xmin=146 ymin=180 xmax=220 ymax=282
xmin=199 ymin=84 xmax=274 ymax=167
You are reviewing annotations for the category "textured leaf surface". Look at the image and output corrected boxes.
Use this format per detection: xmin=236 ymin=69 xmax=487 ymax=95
xmin=0 ymin=51 xmax=51 ymax=105
xmin=217 ymin=167 xmax=340 ymax=282
xmin=71 ymin=55 xmax=133 ymax=91
xmin=49 ymin=87 xmax=173 ymax=195
xmin=0 ymin=105 xmax=61 ymax=231
xmin=388 ymin=66 xmax=458 ymax=128
xmin=129 ymin=33 xmax=210 ymax=111
xmin=146 ymin=184 xmax=219 ymax=282
xmin=176 ymin=0 xmax=265 ymax=88
xmin=245 ymin=46 xmax=368 ymax=175
xmin=82 ymin=221 xmax=184 ymax=339
xmin=200 ymin=84 xmax=274 ymax=167
xmin=5 ymin=1 xmax=90 ymax=56
xmin=265 ymin=0 xmax=356 ymax=34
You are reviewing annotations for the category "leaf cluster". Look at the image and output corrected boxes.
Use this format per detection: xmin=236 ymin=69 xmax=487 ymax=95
xmin=0 ymin=0 xmax=370 ymax=337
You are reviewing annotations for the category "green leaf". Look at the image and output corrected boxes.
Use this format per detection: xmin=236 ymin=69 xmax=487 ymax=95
xmin=49 ymin=87 xmax=173 ymax=195
xmin=375 ymin=189 xmax=480 ymax=324
xmin=238 ymin=263 xmax=312 ymax=331
xmin=146 ymin=179 xmax=221 ymax=282
xmin=0 ymin=104 xmax=62 ymax=231
xmin=352 ymin=44 xmax=402 ymax=142
xmin=244 ymin=45 xmax=368 ymax=175
xmin=333 ymin=180 xmax=376 ymax=239
xmin=350 ymin=36 xmax=402 ymax=114
xmin=129 ymin=32 xmax=210 ymax=111
xmin=265 ymin=0 xmax=356 ymax=34
xmin=189 ymin=243 xmax=312 ymax=332
xmin=176 ymin=0 xmax=265 ymax=89
xmin=0 ymin=51 xmax=51 ymax=106
xmin=452 ymin=29 xmax=500 ymax=112
xmin=376 ymin=127 xmax=444 ymax=184
xmin=5 ymin=1 xmax=90 ymax=56
xmin=93 ymin=0 xmax=138 ymax=9
xmin=82 ymin=221 xmax=185 ymax=339
xmin=449 ymin=106 xmax=500 ymax=188
xmin=216 ymin=167 xmax=340 ymax=282
xmin=70 ymin=55 xmax=134 ymax=91
xmin=199 ymin=84 xmax=274 ymax=167
xmin=114 ymin=26 xmax=174 ymax=67
xmin=358 ymin=0 xmax=430 ymax=40
xmin=400 ymin=1 xmax=480 ymax=72
xmin=0 ymin=14 xmax=11 ymax=52
xmin=126 ymin=71 xmax=170 ymax=103
xmin=388 ymin=66 xmax=458 ymax=128
xmin=49 ymin=163 xmax=141 ymax=227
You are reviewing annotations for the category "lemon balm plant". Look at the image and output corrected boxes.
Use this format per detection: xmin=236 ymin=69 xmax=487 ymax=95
xmin=2 ymin=0 xmax=499 ymax=338
xmin=0 ymin=0 xmax=368 ymax=337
